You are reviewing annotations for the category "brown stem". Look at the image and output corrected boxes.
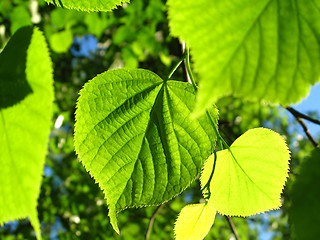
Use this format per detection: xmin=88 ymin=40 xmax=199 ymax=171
xmin=146 ymin=204 xmax=165 ymax=240
xmin=286 ymin=107 xmax=320 ymax=125
xmin=286 ymin=107 xmax=319 ymax=148
xmin=225 ymin=215 xmax=240 ymax=240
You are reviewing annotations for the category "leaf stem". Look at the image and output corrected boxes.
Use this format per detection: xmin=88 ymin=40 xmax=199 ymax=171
xmin=202 ymin=151 xmax=217 ymax=200
xmin=185 ymin=48 xmax=197 ymax=91
xmin=184 ymin=46 xmax=231 ymax=152
xmin=166 ymin=51 xmax=187 ymax=81
xmin=146 ymin=204 xmax=165 ymax=240
xmin=225 ymin=216 xmax=240 ymax=240
xmin=184 ymin=45 xmax=241 ymax=239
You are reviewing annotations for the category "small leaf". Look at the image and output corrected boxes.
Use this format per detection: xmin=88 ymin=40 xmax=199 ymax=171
xmin=168 ymin=0 xmax=320 ymax=116
xmin=201 ymin=128 xmax=290 ymax=216
xmin=49 ymin=29 xmax=73 ymax=53
xmin=289 ymin=149 xmax=320 ymax=239
xmin=45 ymin=0 xmax=130 ymax=12
xmin=74 ymin=69 xmax=218 ymax=233
xmin=0 ymin=27 xmax=54 ymax=240
xmin=175 ymin=203 xmax=216 ymax=240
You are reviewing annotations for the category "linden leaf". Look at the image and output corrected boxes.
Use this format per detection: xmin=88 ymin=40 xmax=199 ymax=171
xmin=175 ymin=203 xmax=216 ymax=240
xmin=45 ymin=0 xmax=129 ymax=12
xmin=201 ymin=128 xmax=290 ymax=216
xmin=0 ymin=27 xmax=54 ymax=239
xmin=74 ymin=69 xmax=218 ymax=233
xmin=289 ymin=149 xmax=320 ymax=239
xmin=168 ymin=0 xmax=320 ymax=116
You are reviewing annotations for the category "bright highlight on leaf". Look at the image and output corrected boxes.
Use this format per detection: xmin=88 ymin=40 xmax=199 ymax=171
xmin=201 ymin=128 xmax=290 ymax=216
xmin=175 ymin=203 xmax=216 ymax=240
xmin=289 ymin=149 xmax=320 ymax=239
xmin=0 ymin=27 xmax=54 ymax=239
xmin=168 ymin=0 xmax=320 ymax=116
xmin=74 ymin=69 xmax=218 ymax=233
xmin=45 ymin=0 xmax=129 ymax=12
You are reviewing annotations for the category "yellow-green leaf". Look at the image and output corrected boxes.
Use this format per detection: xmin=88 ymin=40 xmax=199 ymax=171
xmin=168 ymin=0 xmax=320 ymax=116
xmin=201 ymin=128 xmax=290 ymax=216
xmin=175 ymin=203 xmax=216 ymax=240
xmin=45 ymin=0 xmax=129 ymax=12
xmin=0 ymin=27 xmax=54 ymax=239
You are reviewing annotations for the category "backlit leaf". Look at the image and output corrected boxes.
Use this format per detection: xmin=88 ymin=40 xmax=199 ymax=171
xmin=175 ymin=203 xmax=216 ymax=240
xmin=0 ymin=27 xmax=54 ymax=239
xmin=45 ymin=0 xmax=129 ymax=12
xmin=168 ymin=0 xmax=320 ymax=116
xmin=201 ymin=128 xmax=290 ymax=216
xmin=74 ymin=69 xmax=218 ymax=233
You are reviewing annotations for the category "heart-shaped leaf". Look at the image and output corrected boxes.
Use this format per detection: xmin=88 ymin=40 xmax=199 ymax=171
xmin=74 ymin=68 xmax=218 ymax=232
xmin=201 ymin=128 xmax=290 ymax=216
xmin=175 ymin=203 xmax=216 ymax=240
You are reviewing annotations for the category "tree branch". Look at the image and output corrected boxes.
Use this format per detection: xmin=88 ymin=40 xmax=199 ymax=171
xmin=225 ymin=216 xmax=240 ymax=240
xmin=286 ymin=107 xmax=319 ymax=148
xmin=146 ymin=204 xmax=165 ymax=240
xmin=286 ymin=107 xmax=320 ymax=125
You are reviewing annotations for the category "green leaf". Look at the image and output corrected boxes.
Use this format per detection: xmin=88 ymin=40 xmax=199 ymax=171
xmin=0 ymin=27 xmax=54 ymax=239
xmin=175 ymin=203 xmax=216 ymax=240
xmin=74 ymin=69 xmax=218 ymax=233
xmin=9 ymin=6 xmax=32 ymax=34
xmin=201 ymin=128 xmax=290 ymax=216
xmin=289 ymin=149 xmax=320 ymax=239
xmin=168 ymin=0 xmax=320 ymax=116
xmin=45 ymin=0 xmax=130 ymax=12
xmin=49 ymin=29 xmax=73 ymax=53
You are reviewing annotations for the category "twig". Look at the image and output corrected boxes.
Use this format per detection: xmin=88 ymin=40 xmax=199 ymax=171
xmin=225 ymin=216 xmax=240 ymax=240
xmin=286 ymin=107 xmax=320 ymax=125
xmin=286 ymin=107 xmax=319 ymax=148
xmin=146 ymin=204 xmax=165 ymax=240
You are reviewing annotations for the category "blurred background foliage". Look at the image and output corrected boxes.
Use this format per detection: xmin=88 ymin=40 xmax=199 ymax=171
xmin=0 ymin=0 xmax=319 ymax=239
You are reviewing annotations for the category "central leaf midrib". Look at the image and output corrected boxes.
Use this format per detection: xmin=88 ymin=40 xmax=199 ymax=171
xmin=80 ymin=81 xmax=163 ymax=145
xmin=227 ymin=150 xmax=275 ymax=202
xmin=114 ymin=82 xmax=167 ymax=208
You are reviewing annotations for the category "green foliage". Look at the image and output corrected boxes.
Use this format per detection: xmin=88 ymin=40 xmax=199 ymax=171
xmin=0 ymin=26 xmax=54 ymax=239
xmin=8 ymin=5 xmax=32 ymax=33
xmin=45 ymin=0 xmax=130 ymax=12
xmin=0 ymin=0 xmax=319 ymax=239
xmin=174 ymin=203 xmax=216 ymax=240
xmin=168 ymin=0 xmax=320 ymax=116
xmin=289 ymin=149 xmax=320 ymax=239
xmin=49 ymin=29 xmax=73 ymax=53
xmin=201 ymin=128 xmax=290 ymax=216
xmin=74 ymin=68 xmax=218 ymax=233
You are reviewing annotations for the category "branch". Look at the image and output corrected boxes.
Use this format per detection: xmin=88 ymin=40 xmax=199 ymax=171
xmin=146 ymin=204 xmax=165 ymax=240
xmin=286 ymin=107 xmax=320 ymax=125
xmin=225 ymin=216 xmax=240 ymax=240
xmin=286 ymin=107 xmax=319 ymax=148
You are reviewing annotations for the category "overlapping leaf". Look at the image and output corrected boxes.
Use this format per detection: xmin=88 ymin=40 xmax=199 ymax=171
xmin=201 ymin=128 xmax=290 ymax=216
xmin=175 ymin=203 xmax=216 ymax=240
xmin=289 ymin=149 xmax=320 ymax=239
xmin=0 ymin=27 xmax=54 ymax=239
xmin=45 ymin=0 xmax=129 ymax=12
xmin=74 ymin=69 xmax=218 ymax=233
xmin=168 ymin=0 xmax=320 ymax=116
